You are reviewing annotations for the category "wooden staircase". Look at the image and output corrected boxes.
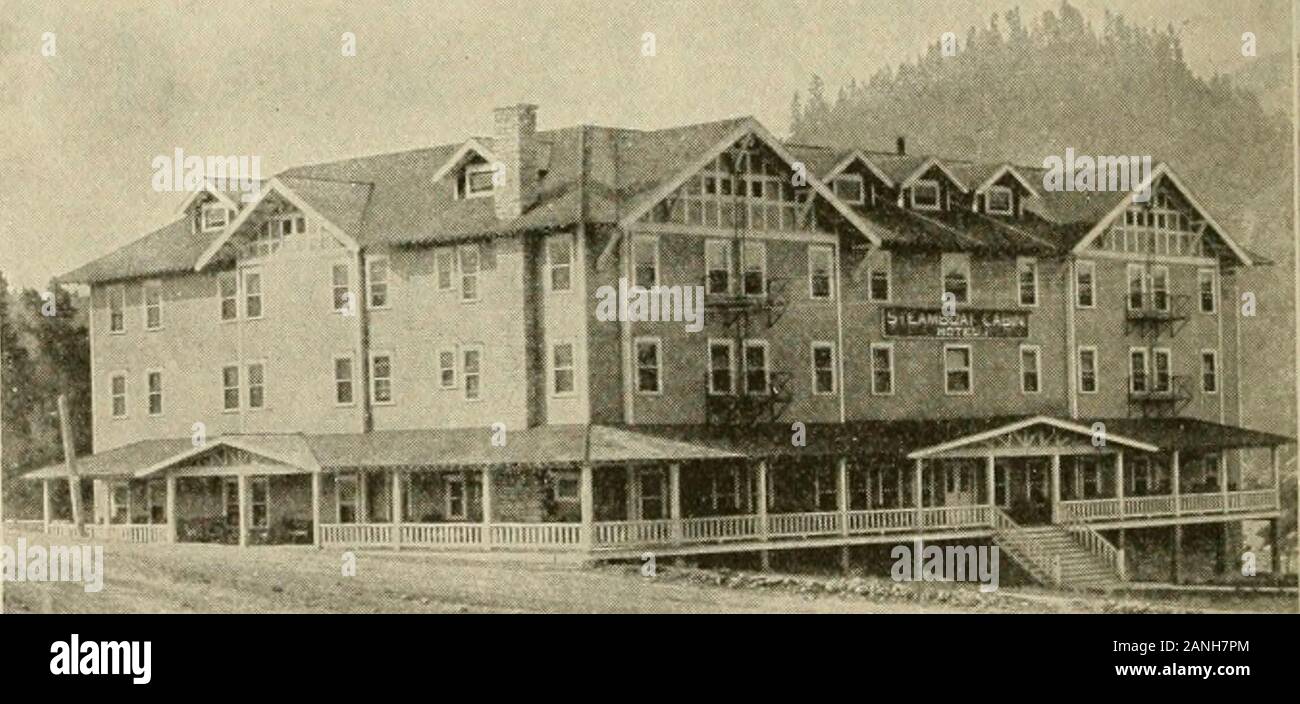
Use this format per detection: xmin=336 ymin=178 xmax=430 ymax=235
xmin=991 ymin=509 xmax=1122 ymax=591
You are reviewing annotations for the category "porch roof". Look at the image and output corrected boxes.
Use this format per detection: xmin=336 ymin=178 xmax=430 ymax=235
xmin=1086 ymin=418 xmax=1293 ymax=452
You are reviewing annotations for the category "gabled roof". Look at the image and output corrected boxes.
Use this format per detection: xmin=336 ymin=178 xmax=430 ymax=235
xmin=58 ymin=218 xmax=222 ymax=284
xmin=896 ymin=156 xmax=969 ymax=192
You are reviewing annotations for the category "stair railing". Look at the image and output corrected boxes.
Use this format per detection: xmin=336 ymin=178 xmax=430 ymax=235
xmin=1062 ymin=520 xmax=1126 ymax=582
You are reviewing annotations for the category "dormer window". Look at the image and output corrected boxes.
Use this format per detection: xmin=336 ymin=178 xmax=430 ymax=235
xmin=910 ymin=179 xmax=941 ymax=211
xmin=461 ymin=163 xmax=496 ymax=199
xmin=832 ymin=175 xmax=864 ymax=204
xmin=985 ymin=186 xmax=1013 ymax=215
xmin=201 ymin=204 xmax=229 ymax=232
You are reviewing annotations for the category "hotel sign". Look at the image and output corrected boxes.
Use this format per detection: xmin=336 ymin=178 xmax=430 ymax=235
xmin=882 ymin=307 xmax=1029 ymax=339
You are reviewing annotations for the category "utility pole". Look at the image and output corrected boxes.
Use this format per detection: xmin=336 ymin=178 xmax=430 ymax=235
xmin=58 ymin=394 xmax=83 ymax=532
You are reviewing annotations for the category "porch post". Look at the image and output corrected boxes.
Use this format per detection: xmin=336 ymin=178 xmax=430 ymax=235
xmin=237 ymin=474 xmax=249 ymax=548
xmin=165 ymin=475 xmax=177 ymax=543
xmin=625 ymin=465 xmax=638 ymax=521
xmin=1115 ymin=451 xmax=1125 ymax=518
xmin=579 ymin=463 xmax=594 ymax=551
xmin=1170 ymin=524 xmax=1183 ymax=584
xmin=1270 ymin=446 xmax=1280 ymax=503
xmin=1049 ymin=454 xmax=1061 ymax=523
xmin=912 ymin=458 xmax=923 ymax=529
xmin=42 ymin=479 xmax=51 ymax=532
xmin=1171 ymin=450 xmax=1181 ymax=516
xmin=1116 ymin=529 xmax=1127 ymax=582
xmin=837 ymin=457 xmax=850 ymax=573
xmin=357 ymin=470 xmax=369 ymax=523
xmin=1270 ymin=519 xmax=1281 ymax=575
xmin=756 ymin=460 xmax=769 ymax=570
xmin=480 ymin=467 xmax=493 ymax=549
xmin=1219 ymin=453 xmax=1229 ymax=513
xmin=391 ymin=469 xmax=403 ymax=549
xmin=984 ymin=455 xmax=996 ymax=510
xmin=668 ymin=463 xmax=682 ymax=544
xmin=311 ymin=472 xmax=322 ymax=548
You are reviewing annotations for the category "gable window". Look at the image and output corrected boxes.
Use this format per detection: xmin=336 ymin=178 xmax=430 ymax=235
xmin=742 ymin=241 xmax=766 ymax=296
xmin=110 ymin=373 xmax=127 ymax=418
xmin=332 ymin=264 xmax=351 ymax=313
xmin=551 ymin=342 xmax=575 ymax=396
xmin=462 ymin=346 xmax=482 ymax=400
xmin=943 ymin=345 xmax=972 ymax=395
xmin=632 ymin=237 xmax=658 ymax=288
xmin=1126 ymin=263 xmax=1146 ymax=310
xmin=1078 ymin=347 xmax=1098 ymax=394
xmin=1016 ymin=257 xmax=1037 ymax=306
xmin=1198 ymin=269 xmax=1216 ymax=313
xmin=1201 ymin=350 xmax=1218 ymax=393
xmin=247 ymin=362 xmax=265 ymax=409
xmin=462 ymin=163 xmax=496 ymax=198
xmin=200 ymin=203 xmax=228 ymax=232
xmin=437 ymin=348 xmax=457 ymax=389
xmin=370 ymin=353 xmax=393 ymax=404
xmin=548 ymin=235 xmax=572 ymax=292
xmin=222 ymin=365 xmax=240 ymax=411
xmin=743 ymin=340 xmax=770 ymax=395
xmin=147 ymin=370 xmax=163 ymax=416
xmin=811 ymin=342 xmax=836 ymax=395
xmin=833 ymin=175 xmax=864 ymax=204
xmin=1152 ymin=348 xmax=1171 ymax=393
xmin=436 ymin=249 xmax=456 ymax=290
xmin=985 ymin=186 xmax=1014 ymax=215
xmin=708 ymin=339 xmax=735 ymax=395
xmin=334 ymin=356 xmax=354 ymax=405
xmin=1075 ymin=260 xmax=1095 ymax=308
xmin=367 ymin=257 xmax=389 ymax=308
xmin=705 ymin=240 xmax=731 ymax=295
xmin=459 ymin=245 xmax=480 ymax=302
xmin=1129 ymin=348 xmax=1149 ymax=393
xmin=635 ymin=337 xmax=662 ymax=394
xmin=243 ymin=270 xmax=263 ymax=319
xmin=808 ymin=245 xmax=834 ymax=300
xmin=867 ymin=251 xmax=891 ymax=302
xmin=870 ymin=343 xmax=894 ymax=395
xmin=941 ymin=253 xmax=970 ymax=304
xmin=143 ymin=281 xmax=163 ymax=330
xmin=910 ymin=179 xmax=941 ymax=210
xmin=219 ymin=273 xmax=238 ymax=321
xmin=1019 ymin=345 xmax=1041 ymax=394
xmin=108 ymin=286 xmax=126 ymax=333
xmin=250 ymin=478 xmax=270 ymax=529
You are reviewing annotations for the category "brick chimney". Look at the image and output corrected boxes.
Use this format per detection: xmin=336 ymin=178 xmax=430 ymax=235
xmin=896 ymin=136 xmax=907 ymax=156
xmin=493 ymin=104 xmax=538 ymax=219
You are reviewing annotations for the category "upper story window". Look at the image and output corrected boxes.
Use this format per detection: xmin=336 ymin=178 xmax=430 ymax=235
xmin=708 ymin=339 xmax=735 ymax=395
xmin=811 ymin=341 xmax=836 ymax=395
xmin=462 ymin=346 xmax=483 ymax=400
xmin=110 ymin=372 xmax=127 ymax=418
xmin=742 ymin=241 xmax=766 ymax=296
xmin=1149 ymin=266 xmax=1169 ymax=311
xmin=460 ymin=163 xmax=496 ymax=199
xmin=147 ymin=370 xmax=163 ymax=416
xmin=551 ymin=342 xmax=575 ymax=396
xmin=243 ymin=270 xmax=263 ymax=319
xmin=870 ymin=343 xmax=894 ymax=395
xmin=1016 ymin=257 xmax=1037 ymax=306
xmin=108 ymin=286 xmax=126 ymax=333
xmin=222 ymin=365 xmax=240 ymax=411
xmin=635 ymin=337 xmax=662 ymax=394
xmin=1077 ymin=347 xmax=1098 ymax=394
xmin=459 ymin=245 xmax=480 ymax=302
xmin=332 ymin=264 xmax=352 ymax=314
xmin=941 ymin=253 xmax=970 ymax=304
xmin=334 ymin=356 xmax=354 ymax=405
xmin=632 ymin=237 xmax=658 ymax=288
xmin=832 ymin=175 xmax=864 ymax=204
xmin=367 ymin=257 xmax=390 ymax=308
xmin=1198 ymin=269 xmax=1217 ymax=314
xmin=1075 ymin=260 xmax=1096 ymax=309
xmin=437 ymin=347 xmax=457 ymax=389
xmin=436 ymin=249 xmax=456 ymax=291
xmin=985 ymin=186 xmax=1013 ymax=215
xmin=218 ymin=273 xmax=238 ymax=321
xmin=143 ymin=281 xmax=163 ymax=330
xmin=247 ymin=362 xmax=265 ymax=409
xmin=655 ymin=154 xmax=813 ymax=231
xmin=808 ymin=245 xmax=834 ymax=300
xmin=201 ymin=204 xmax=229 ymax=232
xmin=705 ymin=239 xmax=731 ymax=295
xmin=1129 ymin=347 xmax=1149 ymax=393
xmin=943 ymin=345 xmax=972 ymax=395
xmin=867 ymin=250 xmax=891 ymax=302
xmin=1201 ymin=350 xmax=1218 ymax=393
xmin=547 ymin=235 xmax=572 ymax=292
xmin=743 ymin=340 xmax=770 ymax=395
xmin=910 ymin=179 xmax=941 ymax=211
xmin=370 ymin=353 xmax=393 ymax=405
xmin=251 ymin=215 xmax=305 ymax=257
xmin=1019 ymin=345 xmax=1040 ymax=394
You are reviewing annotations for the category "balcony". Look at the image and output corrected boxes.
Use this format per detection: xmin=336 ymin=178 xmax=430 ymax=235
xmin=1126 ymin=375 xmax=1191 ymax=417
xmin=702 ymin=277 xmax=789 ymax=329
xmin=1124 ymin=293 xmax=1189 ymax=336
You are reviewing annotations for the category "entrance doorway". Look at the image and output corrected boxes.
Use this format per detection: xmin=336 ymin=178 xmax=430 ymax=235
xmin=1002 ymin=457 xmax=1052 ymax=524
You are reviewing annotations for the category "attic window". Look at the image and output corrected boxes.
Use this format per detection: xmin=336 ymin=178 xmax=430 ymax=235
xmin=910 ymin=179 xmax=941 ymax=211
xmin=832 ymin=175 xmax=864 ymax=204
xmin=201 ymin=204 xmax=229 ymax=232
xmin=986 ymin=186 xmax=1013 ymax=215
xmin=462 ymin=164 xmax=496 ymax=199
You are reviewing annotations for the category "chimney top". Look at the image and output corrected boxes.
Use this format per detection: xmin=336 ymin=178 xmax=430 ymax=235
xmin=492 ymin=104 xmax=538 ymax=220
xmin=896 ymin=136 xmax=907 ymax=156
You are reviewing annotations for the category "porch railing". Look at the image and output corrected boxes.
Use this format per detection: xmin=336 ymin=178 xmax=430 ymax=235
xmin=1057 ymin=497 xmax=1123 ymax=522
xmin=1057 ymin=489 xmax=1278 ymax=523
xmin=846 ymin=507 xmax=915 ymax=533
xmin=400 ymin=523 xmax=482 ymax=547
xmin=920 ymin=505 xmax=989 ymax=529
xmin=768 ymin=511 xmax=841 ymax=538
xmin=323 ymin=522 xmax=581 ymax=550
xmin=85 ymin=523 xmax=170 ymax=543
xmin=490 ymin=522 xmax=582 ymax=549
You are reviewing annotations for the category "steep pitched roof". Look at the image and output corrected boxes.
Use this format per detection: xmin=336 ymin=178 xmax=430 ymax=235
xmin=58 ymin=218 xmax=221 ymax=284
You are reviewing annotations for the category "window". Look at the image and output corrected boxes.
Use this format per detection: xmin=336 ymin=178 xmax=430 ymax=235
xmin=336 ymin=474 xmax=358 ymax=524
xmin=147 ymin=480 xmax=166 ymax=524
xmin=334 ymin=356 xmax=354 ymax=405
xmin=200 ymin=203 xmax=228 ymax=232
xmin=459 ymin=245 xmax=479 ymax=301
xmin=1016 ymin=258 xmax=1037 ymax=306
xmin=462 ymin=164 xmax=496 ymax=198
xmin=548 ymin=235 xmax=572 ymax=292
xmin=813 ymin=466 xmax=839 ymax=511
xmin=910 ymin=179 xmax=941 ymax=210
xmin=742 ymin=241 xmax=766 ymax=296
xmin=551 ymin=342 xmax=575 ymax=396
xmin=111 ymin=482 xmax=130 ymax=524
xmin=1198 ymin=269 xmax=1216 ymax=313
xmin=110 ymin=373 xmax=127 ymax=418
xmin=436 ymin=249 xmax=456 ymax=290
xmin=222 ymin=365 xmax=239 ymax=411
xmin=1149 ymin=266 xmax=1169 ymax=312
xmin=243 ymin=270 xmax=262 ymax=318
xmin=638 ymin=469 xmax=665 ymax=520
xmin=437 ymin=348 xmax=457 ymax=389
xmin=635 ymin=337 xmax=661 ymax=394
xmin=705 ymin=240 xmax=732 ymax=295
xmin=986 ymin=186 xmax=1013 ymax=215
xmin=108 ymin=286 xmax=125 ymax=333
xmin=462 ymin=346 xmax=482 ymax=400
xmin=551 ymin=471 xmax=580 ymax=503
xmin=250 ymin=478 xmax=269 ymax=529
xmin=1075 ymin=260 xmax=1095 ymax=308
xmin=143 ymin=282 xmax=163 ymax=330
xmin=222 ymin=479 xmax=239 ymax=525
xmin=1129 ymin=348 xmax=1149 ymax=393
xmin=665 ymin=155 xmax=812 ymax=231
xmin=943 ymin=345 xmax=972 ymax=395
xmin=808 ymin=245 xmax=834 ymax=300
xmin=708 ymin=339 xmax=735 ymax=394
xmin=370 ymin=353 xmax=393 ymax=404
xmin=367 ymin=257 xmax=389 ymax=308
xmin=252 ymin=216 xmax=304 ymax=257
xmin=833 ymin=175 xmax=864 ymax=204
xmin=870 ymin=343 xmax=894 ymax=395
xmin=743 ymin=340 xmax=770 ymax=395
xmin=332 ymin=264 xmax=351 ymax=313
xmin=445 ymin=475 xmax=468 ymax=519
xmin=247 ymin=362 xmax=265 ymax=409
xmin=219 ymin=273 xmax=238 ymax=321
xmin=632 ymin=237 xmax=658 ymax=288
xmin=811 ymin=342 xmax=836 ymax=395
xmin=147 ymin=370 xmax=163 ymax=416
xmin=1019 ymin=346 xmax=1040 ymax=394
xmin=1152 ymin=348 xmax=1171 ymax=393
xmin=867 ymin=250 xmax=891 ymax=301
xmin=941 ymin=253 xmax=970 ymax=304
xmin=1126 ymin=263 xmax=1146 ymax=310
xmin=1078 ymin=347 xmax=1098 ymax=394
xmin=1201 ymin=350 xmax=1218 ymax=393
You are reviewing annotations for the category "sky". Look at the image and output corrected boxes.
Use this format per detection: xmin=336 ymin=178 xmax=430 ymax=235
xmin=0 ymin=0 xmax=1293 ymax=290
